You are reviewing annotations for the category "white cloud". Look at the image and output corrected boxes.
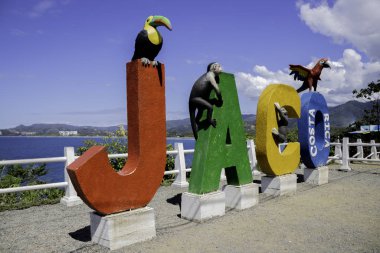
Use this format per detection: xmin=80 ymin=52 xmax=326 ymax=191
xmin=28 ymin=0 xmax=70 ymax=18
xmin=166 ymin=76 xmax=176 ymax=82
xmin=166 ymin=110 xmax=188 ymax=120
xmin=185 ymin=59 xmax=208 ymax=65
xmin=185 ymin=56 xmax=219 ymax=65
xmin=10 ymin=28 xmax=45 ymax=37
xmin=10 ymin=28 xmax=27 ymax=37
xmin=106 ymin=38 xmax=123 ymax=45
xmin=235 ymin=66 xmax=294 ymax=100
xmin=297 ymin=0 xmax=380 ymax=60
xmin=29 ymin=0 xmax=55 ymax=18
xmin=60 ymin=0 xmax=72 ymax=5
xmin=235 ymin=49 xmax=380 ymax=109
xmin=59 ymin=107 xmax=125 ymax=116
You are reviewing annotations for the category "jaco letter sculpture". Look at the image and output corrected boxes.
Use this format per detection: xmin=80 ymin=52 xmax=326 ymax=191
xmin=67 ymin=15 xmax=172 ymax=215
xmin=67 ymin=62 xmax=166 ymax=215
xmin=256 ymin=84 xmax=301 ymax=176
xmin=298 ymin=92 xmax=330 ymax=168
xmin=256 ymin=84 xmax=330 ymax=176
xmin=188 ymin=63 xmax=253 ymax=194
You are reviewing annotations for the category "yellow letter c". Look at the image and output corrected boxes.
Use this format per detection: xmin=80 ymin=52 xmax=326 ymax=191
xmin=256 ymin=84 xmax=300 ymax=176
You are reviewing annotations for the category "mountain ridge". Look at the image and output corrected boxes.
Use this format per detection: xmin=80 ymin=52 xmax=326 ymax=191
xmin=0 ymin=100 xmax=369 ymax=136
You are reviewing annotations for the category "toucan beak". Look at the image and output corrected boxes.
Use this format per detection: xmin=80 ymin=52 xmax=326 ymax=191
xmin=150 ymin=15 xmax=172 ymax=31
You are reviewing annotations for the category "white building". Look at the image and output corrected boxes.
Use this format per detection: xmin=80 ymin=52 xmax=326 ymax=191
xmin=21 ymin=132 xmax=36 ymax=136
xmin=59 ymin=131 xmax=78 ymax=136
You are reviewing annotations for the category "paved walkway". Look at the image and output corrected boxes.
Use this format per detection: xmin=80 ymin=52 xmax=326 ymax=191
xmin=1 ymin=164 xmax=379 ymax=253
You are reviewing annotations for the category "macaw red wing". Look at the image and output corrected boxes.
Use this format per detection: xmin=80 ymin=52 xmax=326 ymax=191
xmin=289 ymin=64 xmax=311 ymax=81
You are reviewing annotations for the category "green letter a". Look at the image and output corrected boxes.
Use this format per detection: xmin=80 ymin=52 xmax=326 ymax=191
xmin=189 ymin=72 xmax=253 ymax=194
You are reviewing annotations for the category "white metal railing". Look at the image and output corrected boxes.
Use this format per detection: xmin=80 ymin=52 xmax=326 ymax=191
xmin=328 ymin=138 xmax=380 ymax=171
xmin=327 ymin=141 xmax=342 ymax=164
xmin=0 ymin=182 xmax=68 ymax=194
xmin=0 ymin=140 xmax=258 ymax=206
xmin=0 ymin=147 xmax=84 ymax=206
xmin=1 ymin=137 xmax=377 ymax=206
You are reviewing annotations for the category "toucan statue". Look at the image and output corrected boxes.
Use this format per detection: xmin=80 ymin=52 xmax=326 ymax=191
xmin=289 ymin=58 xmax=330 ymax=93
xmin=132 ymin=15 xmax=172 ymax=66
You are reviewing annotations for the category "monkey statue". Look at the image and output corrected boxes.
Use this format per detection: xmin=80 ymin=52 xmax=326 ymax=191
xmin=189 ymin=62 xmax=223 ymax=139
xmin=272 ymin=102 xmax=288 ymax=144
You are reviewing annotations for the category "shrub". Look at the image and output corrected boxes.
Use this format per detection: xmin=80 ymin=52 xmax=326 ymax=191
xmin=0 ymin=164 xmax=64 ymax=211
xmin=76 ymin=129 xmax=176 ymax=185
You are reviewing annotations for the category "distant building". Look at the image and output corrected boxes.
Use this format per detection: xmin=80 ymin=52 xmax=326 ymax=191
xmin=349 ymin=125 xmax=380 ymax=134
xmin=0 ymin=131 xmax=2 ymax=135
xmin=59 ymin=131 xmax=78 ymax=136
xmin=21 ymin=132 xmax=36 ymax=136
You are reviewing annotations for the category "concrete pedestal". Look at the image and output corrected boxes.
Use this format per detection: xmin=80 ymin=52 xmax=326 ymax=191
xmin=60 ymin=196 xmax=83 ymax=207
xmin=181 ymin=191 xmax=225 ymax=222
xmin=261 ymin=174 xmax=297 ymax=196
xmin=90 ymin=206 xmax=156 ymax=250
xmin=171 ymin=180 xmax=189 ymax=188
xmin=224 ymin=183 xmax=259 ymax=210
xmin=252 ymin=169 xmax=261 ymax=176
xmin=304 ymin=166 xmax=329 ymax=186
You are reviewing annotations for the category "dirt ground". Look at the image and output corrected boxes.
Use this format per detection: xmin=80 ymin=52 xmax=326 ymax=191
xmin=1 ymin=163 xmax=379 ymax=253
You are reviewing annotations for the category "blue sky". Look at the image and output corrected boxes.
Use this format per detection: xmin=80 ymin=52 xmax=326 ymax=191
xmin=1 ymin=0 xmax=379 ymax=129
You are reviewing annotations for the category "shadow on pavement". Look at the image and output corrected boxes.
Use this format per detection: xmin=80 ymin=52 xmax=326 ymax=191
xmin=166 ymin=193 xmax=182 ymax=210
xmin=69 ymin=225 xmax=91 ymax=242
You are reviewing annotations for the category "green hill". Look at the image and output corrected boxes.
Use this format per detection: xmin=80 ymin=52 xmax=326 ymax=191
xmin=0 ymin=100 xmax=370 ymax=137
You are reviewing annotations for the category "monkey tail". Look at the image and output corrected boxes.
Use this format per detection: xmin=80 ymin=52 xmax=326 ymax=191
xmin=189 ymin=104 xmax=198 ymax=140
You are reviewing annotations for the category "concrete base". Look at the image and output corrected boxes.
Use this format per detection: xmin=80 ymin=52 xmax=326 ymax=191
xmin=220 ymin=169 xmax=227 ymax=181
xmin=171 ymin=180 xmax=189 ymax=188
xmin=261 ymin=174 xmax=297 ymax=196
xmin=252 ymin=169 xmax=261 ymax=176
xmin=181 ymin=191 xmax=225 ymax=222
xmin=60 ymin=196 xmax=83 ymax=207
xmin=304 ymin=166 xmax=329 ymax=185
xmin=224 ymin=183 xmax=259 ymax=210
xmin=90 ymin=206 xmax=156 ymax=250
xmin=339 ymin=164 xmax=352 ymax=172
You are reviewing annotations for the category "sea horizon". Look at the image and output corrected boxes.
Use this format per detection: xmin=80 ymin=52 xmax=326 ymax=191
xmin=0 ymin=136 xmax=195 ymax=183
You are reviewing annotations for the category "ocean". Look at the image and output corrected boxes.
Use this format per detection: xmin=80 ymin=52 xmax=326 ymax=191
xmin=0 ymin=136 xmax=195 ymax=183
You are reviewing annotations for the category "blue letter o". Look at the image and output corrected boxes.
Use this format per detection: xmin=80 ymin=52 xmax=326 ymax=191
xmin=298 ymin=92 xmax=330 ymax=168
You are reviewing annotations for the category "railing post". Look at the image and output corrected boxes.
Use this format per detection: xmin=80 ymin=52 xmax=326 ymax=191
xmin=370 ymin=140 xmax=379 ymax=160
xmin=220 ymin=169 xmax=227 ymax=181
xmin=247 ymin=139 xmax=260 ymax=175
xmin=172 ymin=143 xmax=189 ymax=188
xmin=340 ymin=137 xmax=351 ymax=171
xmin=357 ymin=139 xmax=364 ymax=159
xmin=334 ymin=139 xmax=343 ymax=164
xmin=60 ymin=147 xmax=83 ymax=206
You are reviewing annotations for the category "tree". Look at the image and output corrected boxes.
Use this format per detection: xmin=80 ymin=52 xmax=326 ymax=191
xmin=0 ymin=164 xmax=64 ymax=211
xmin=353 ymin=79 xmax=380 ymax=130
xmin=352 ymin=79 xmax=380 ymax=142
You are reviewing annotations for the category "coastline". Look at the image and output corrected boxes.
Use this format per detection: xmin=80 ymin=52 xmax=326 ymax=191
xmin=0 ymin=136 xmax=196 ymax=183
xmin=0 ymin=135 xmax=106 ymax=138
xmin=0 ymin=135 xmax=194 ymax=139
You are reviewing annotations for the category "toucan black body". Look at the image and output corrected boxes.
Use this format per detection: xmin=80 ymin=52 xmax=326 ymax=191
xmin=131 ymin=15 xmax=172 ymax=66
xmin=132 ymin=30 xmax=162 ymax=62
